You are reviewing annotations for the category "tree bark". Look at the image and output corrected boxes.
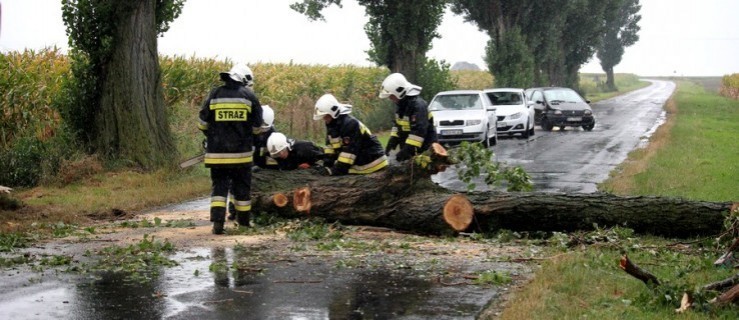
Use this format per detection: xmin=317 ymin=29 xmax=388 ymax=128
xmin=97 ymin=0 xmax=175 ymax=169
xmin=250 ymin=164 xmax=733 ymax=238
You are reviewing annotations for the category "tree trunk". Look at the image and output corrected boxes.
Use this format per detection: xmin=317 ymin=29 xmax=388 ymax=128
xmin=250 ymin=165 xmax=733 ymax=238
xmin=605 ymin=66 xmax=616 ymax=92
xmin=97 ymin=0 xmax=175 ymax=169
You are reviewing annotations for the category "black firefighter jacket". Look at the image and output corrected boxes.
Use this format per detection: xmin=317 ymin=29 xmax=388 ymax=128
xmin=198 ymin=83 xmax=263 ymax=167
xmin=324 ymin=114 xmax=388 ymax=175
xmin=386 ymin=95 xmax=438 ymax=157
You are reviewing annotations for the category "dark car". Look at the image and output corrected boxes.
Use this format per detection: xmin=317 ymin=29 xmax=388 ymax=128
xmin=525 ymin=87 xmax=595 ymax=131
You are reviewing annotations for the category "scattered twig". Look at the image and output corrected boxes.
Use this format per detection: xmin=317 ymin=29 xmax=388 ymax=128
xmin=619 ymin=254 xmax=660 ymax=287
xmin=203 ymin=298 xmax=234 ymax=304
xmin=232 ymin=289 xmax=253 ymax=294
xmin=273 ymin=279 xmax=322 ymax=284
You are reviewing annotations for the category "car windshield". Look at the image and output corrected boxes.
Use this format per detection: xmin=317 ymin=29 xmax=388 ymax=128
xmin=543 ymin=89 xmax=584 ymax=103
xmin=486 ymin=91 xmax=523 ymax=106
xmin=429 ymin=94 xmax=482 ymax=111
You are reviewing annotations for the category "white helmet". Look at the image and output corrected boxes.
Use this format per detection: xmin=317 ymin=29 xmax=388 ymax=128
xmin=379 ymin=73 xmax=422 ymax=99
xmin=261 ymin=105 xmax=274 ymax=129
xmin=313 ymin=94 xmax=352 ymax=120
xmin=267 ymin=132 xmax=292 ymax=156
xmin=220 ymin=63 xmax=254 ymax=87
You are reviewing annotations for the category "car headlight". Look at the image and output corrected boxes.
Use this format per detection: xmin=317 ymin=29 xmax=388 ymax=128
xmin=553 ymin=110 xmax=562 ymax=115
xmin=466 ymin=119 xmax=482 ymax=126
xmin=584 ymin=109 xmax=592 ymax=115
xmin=509 ymin=112 xmax=522 ymax=120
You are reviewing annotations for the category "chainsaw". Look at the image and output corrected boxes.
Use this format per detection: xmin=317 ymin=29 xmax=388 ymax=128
xmin=179 ymin=154 xmax=205 ymax=169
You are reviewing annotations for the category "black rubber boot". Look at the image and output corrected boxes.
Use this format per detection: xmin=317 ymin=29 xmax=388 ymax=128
xmin=212 ymin=221 xmax=225 ymax=235
xmin=210 ymin=207 xmax=226 ymax=235
xmin=236 ymin=211 xmax=251 ymax=228
xmin=227 ymin=201 xmax=236 ymax=221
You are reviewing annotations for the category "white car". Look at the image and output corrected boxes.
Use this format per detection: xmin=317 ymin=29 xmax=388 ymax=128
xmin=429 ymin=90 xmax=498 ymax=147
xmin=484 ymin=88 xmax=535 ymax=138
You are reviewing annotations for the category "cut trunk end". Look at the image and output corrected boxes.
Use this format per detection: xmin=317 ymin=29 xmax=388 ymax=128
xmin=272 ymin=193 xmax=288 ymax=207
xmin=443 ymin=194 xmax=474 ymax=231
xmin=293 ymin=187 xmax=312 ymax=213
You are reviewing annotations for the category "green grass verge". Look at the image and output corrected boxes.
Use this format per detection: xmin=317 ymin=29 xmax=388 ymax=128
xmin=503 ymin=79 xmax=738 ymax=319
xmin=600 ymin=80 xmax=738 ymax=202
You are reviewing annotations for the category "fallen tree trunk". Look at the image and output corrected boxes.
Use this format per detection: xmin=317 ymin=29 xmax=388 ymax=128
xmin=251 ymin=164 xmax=734 ymax=238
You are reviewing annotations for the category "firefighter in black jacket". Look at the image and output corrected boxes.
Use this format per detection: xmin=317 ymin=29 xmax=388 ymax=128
xmin=313 ymin=94 xmax=388 ymax=176
xmin=198 ymin=63 xmax=262 ymax=234
xmin=252 ymin=104 xmax=278 ymax=170
xmin=266 ymin=132 xmax=324 ymax=170
xmin=379 ymin=73 xmax=438 ymax=161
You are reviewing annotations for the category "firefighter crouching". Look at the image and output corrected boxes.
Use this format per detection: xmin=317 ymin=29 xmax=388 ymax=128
xmin=266 ymin=132 xmax=325 ymax=170
xmin=198 ymin=63 xmax=263 ymax=234
xmin=312 ymin=94 xmax=388 ymax=176
xmin=379 ymin=73 xmax=438 ymax=161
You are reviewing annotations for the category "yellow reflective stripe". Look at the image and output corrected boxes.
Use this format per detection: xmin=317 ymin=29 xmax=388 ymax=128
xmin=428 ymin=111 xmax=434 ymax=119
xmin=329 ymin=137 xmax=341 ymax=143
xmin=324 ymin=147 xmax=335 ymax=154
xmin=204 ymin=152 xmax=254 ymax=165
xmin=234 ymin=200 xmax=251 ymax=212
xmin=266 ymin=157 xmax=278 ymax=165
xmin=209 ymin=102 xmax=252 ymax=111
xmin=405 ymin=134 xmax=424 ymax=147
xmin=360 ymin=123 xmax=371 ymax=135
xmin=349 ymin=156 xmax=388 ymax=174
xmin=337 ymin=152 xmax=356 ymax=165
xmin=198 ymin=119 xmax=208 ymax=131
xmin=396 ymin=119 xmax=410 ymax=126
xmin=211 ymin=196 xmax=227 ymax=207
xmin=331 ymin=143 xmax=342 ymax=149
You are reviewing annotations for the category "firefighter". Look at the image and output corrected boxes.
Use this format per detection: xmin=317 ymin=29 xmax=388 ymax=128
xmin=266 ymin=132 xmax=324 ymax=170
xmin=312 ymin=94 xmax=388 ymax=176
xmin=379 ymin=73 xmax=438 ymax=161
xmin=227 ymin=104 xmax=275 ymax=221
xmin=198 ymin=63 xmax=262 ymax=234
xmin=253 ymin=105 xmax=278 ymax=170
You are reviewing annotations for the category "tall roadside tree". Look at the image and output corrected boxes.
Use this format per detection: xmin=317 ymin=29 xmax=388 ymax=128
xmin=61 ymin=0 xmax=183 ymax=169
xmin=290 ymin=0 xmax=446 ymax=83
xmin=597 ymin=0 xmax=641 ymax=91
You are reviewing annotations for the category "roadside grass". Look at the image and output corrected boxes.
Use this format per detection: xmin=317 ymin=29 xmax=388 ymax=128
xmin=500 ymin=239 xmax=739 ymax=320
xmin=500 ymin=80 xmax=739 ymax=319
xmin=599 ymin=80 xmax=739 ymax=202
xmin=2 ymin=167 xmax=209 ymax=236
xmin=580 ymin=73 xmax=651 ymax=102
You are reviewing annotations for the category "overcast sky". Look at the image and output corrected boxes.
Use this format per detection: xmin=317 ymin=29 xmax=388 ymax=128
xmin=2 ymin=0 xmax=738 ymax=76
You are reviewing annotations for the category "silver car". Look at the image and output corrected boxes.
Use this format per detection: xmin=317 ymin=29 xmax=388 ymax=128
xmin=429 ymin=90 xmax=498 ymax=147
xmin=484 ymin=88 xmax=536 ymax=138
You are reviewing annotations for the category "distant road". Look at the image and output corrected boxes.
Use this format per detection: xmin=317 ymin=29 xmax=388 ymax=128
xmin=434 ymin=80 xmax=675 ymax=193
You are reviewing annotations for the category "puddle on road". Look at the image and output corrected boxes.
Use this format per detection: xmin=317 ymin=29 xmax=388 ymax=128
xmin=1 ymin=245 xmax=519 ymax=319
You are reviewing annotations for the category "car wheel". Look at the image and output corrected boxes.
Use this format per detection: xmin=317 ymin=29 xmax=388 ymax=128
xmin=582 ymin=123 xmax=594 ymax=131
xmin=541 ymin=118 xmax=553 ymax=131
xmin=522 ymin=122 xmax=530 ymax=138
xmin=483 ymin=128 xmax=491 ymax=148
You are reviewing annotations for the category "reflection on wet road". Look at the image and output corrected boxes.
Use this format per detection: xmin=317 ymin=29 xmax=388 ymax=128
xmin=435 ymin=80 xmax=675 ymax=193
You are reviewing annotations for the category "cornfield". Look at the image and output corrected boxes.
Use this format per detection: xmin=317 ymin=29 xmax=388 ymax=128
xmin=2 ymin=48 xmax=493 ymax=172
xmin=0 ymin=48 xmax=69 ymax=148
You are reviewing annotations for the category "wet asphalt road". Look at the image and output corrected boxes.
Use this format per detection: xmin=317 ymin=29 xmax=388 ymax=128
xmin=0 ymin=80 xmax=674 ymax=320
xmin=435 ymin=79 xmax=675 ymax=193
